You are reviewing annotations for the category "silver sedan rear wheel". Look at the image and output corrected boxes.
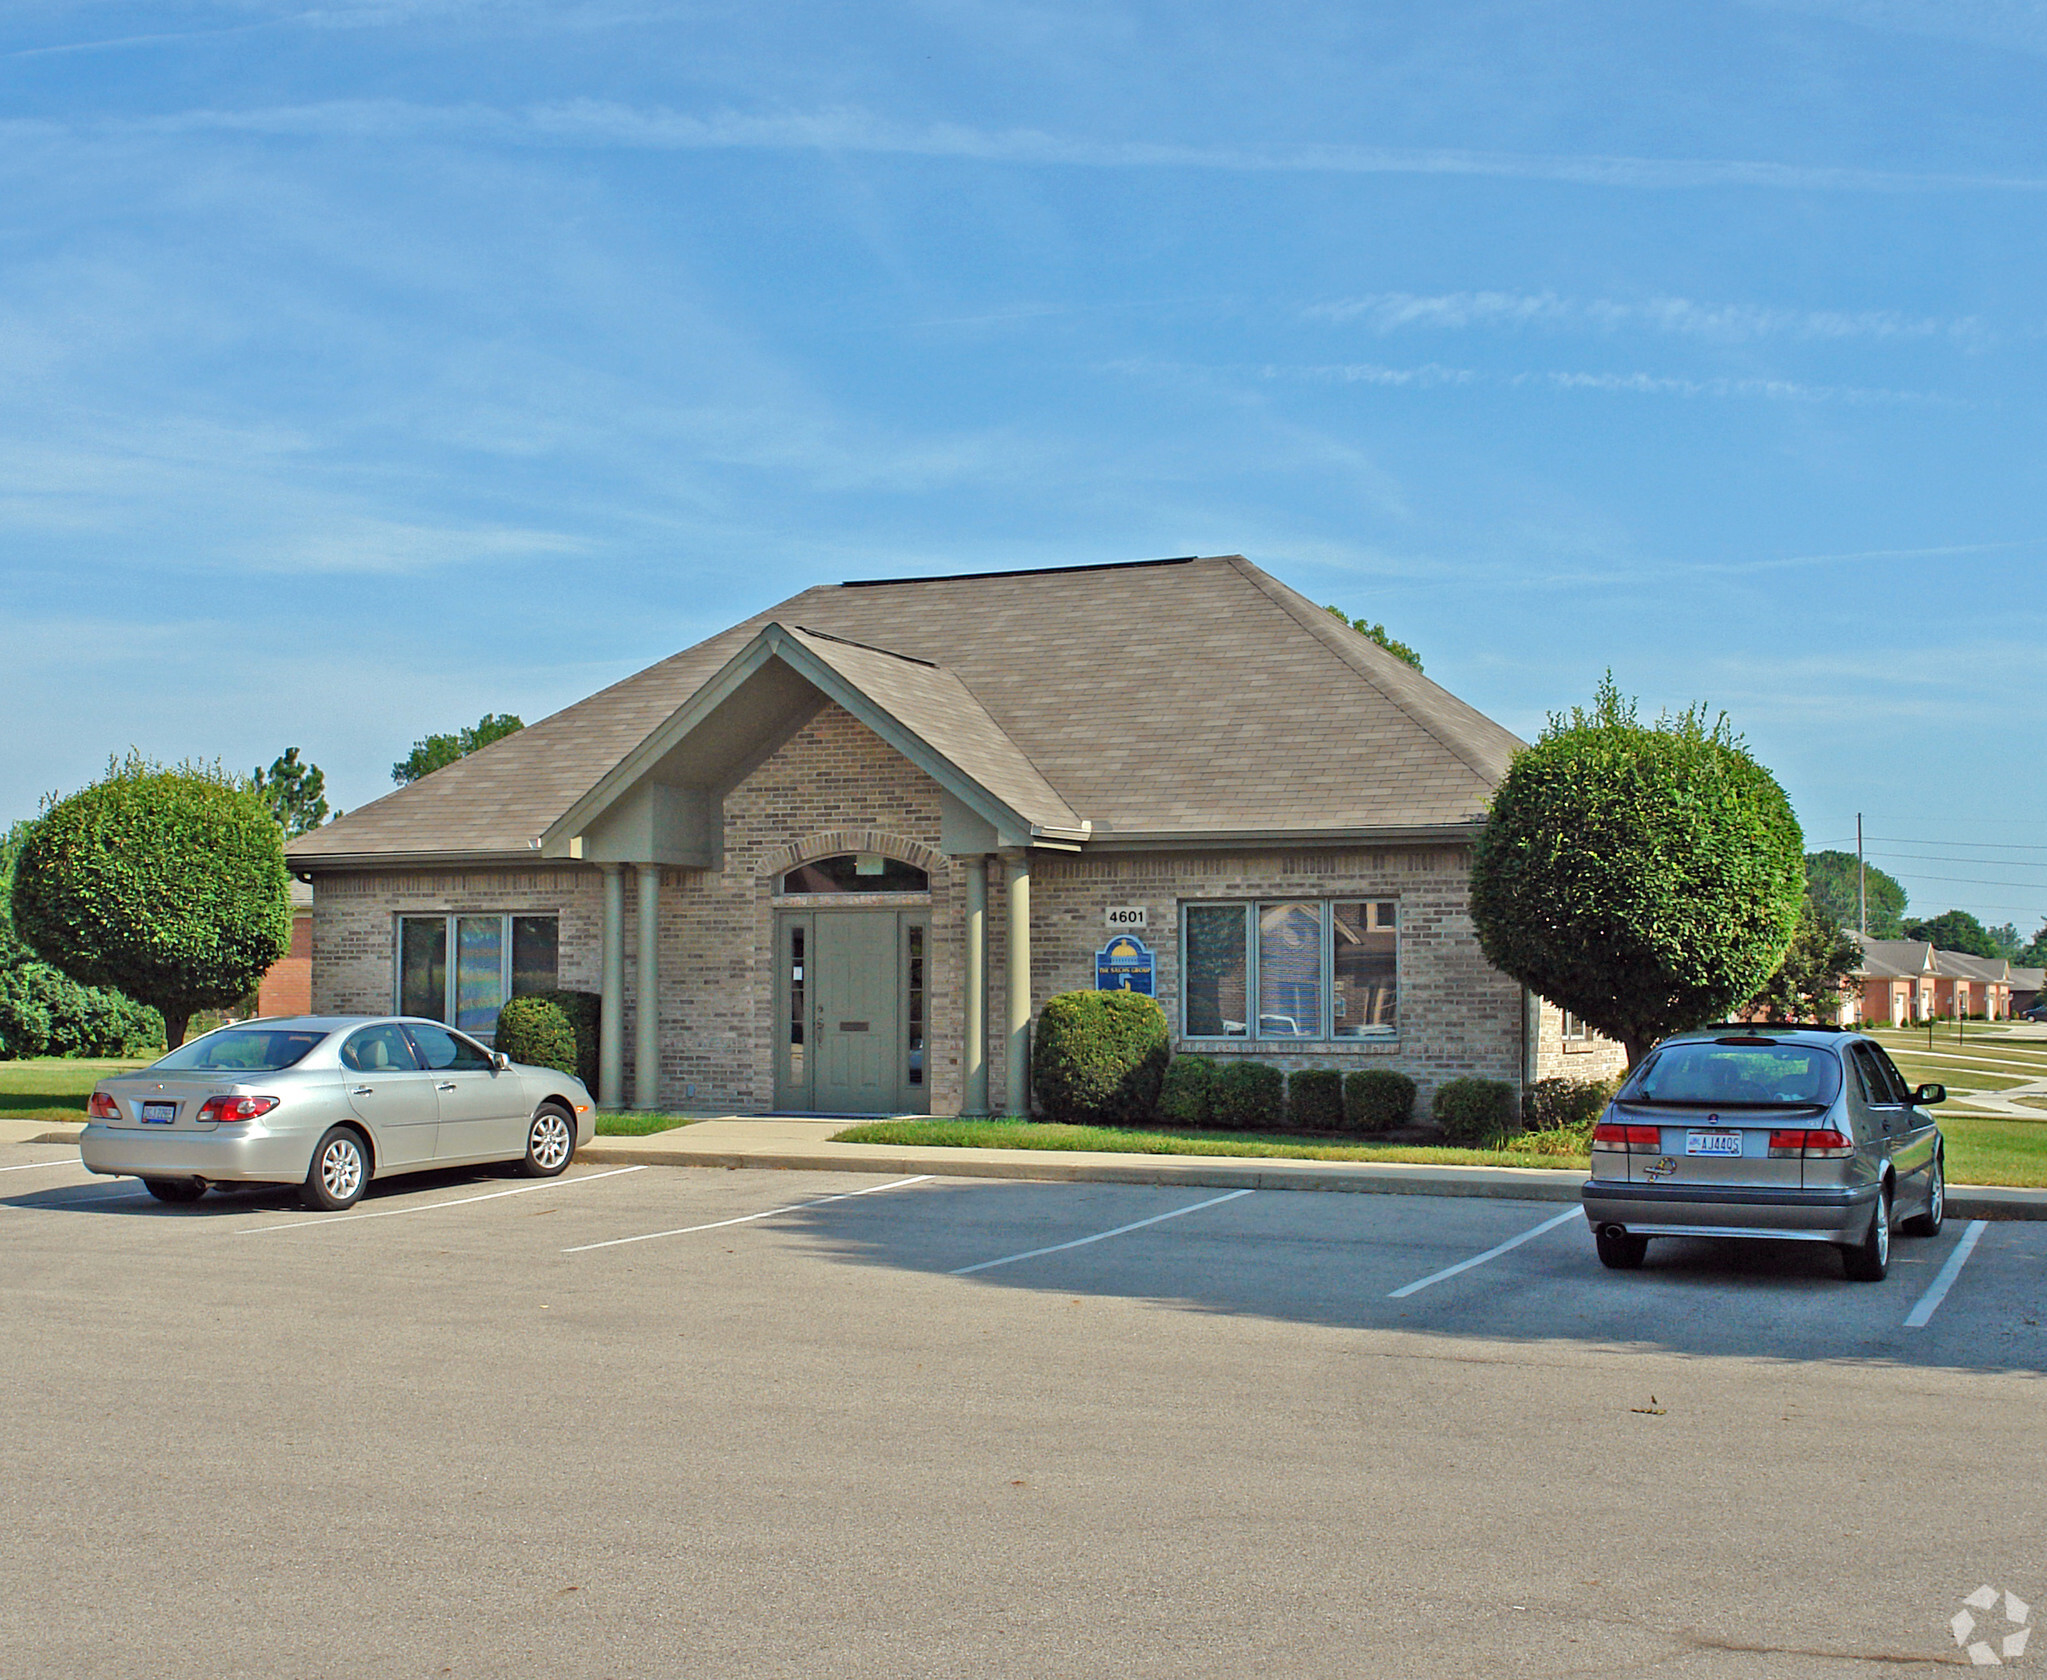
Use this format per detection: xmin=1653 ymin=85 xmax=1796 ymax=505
xmin=518 ymin=1107 xmax=575 ymax=1178
xmin=303 ymin=1126 xmax=369 ymax=1212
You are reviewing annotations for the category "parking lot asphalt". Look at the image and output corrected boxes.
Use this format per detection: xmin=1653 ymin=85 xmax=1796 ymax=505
xmin=5 ymin=1141 xmax=2043 ymax=1679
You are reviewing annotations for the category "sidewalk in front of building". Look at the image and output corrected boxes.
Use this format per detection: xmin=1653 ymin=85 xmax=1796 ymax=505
xmin=578 ymin=1116 xmax=2047 ymax=1220
xmin=12 ymin=1114 xmax=2043 ymax=1219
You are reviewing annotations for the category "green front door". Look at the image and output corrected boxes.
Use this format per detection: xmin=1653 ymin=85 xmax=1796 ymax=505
xmin=775 ymin=910 xmax=928 ymax=1115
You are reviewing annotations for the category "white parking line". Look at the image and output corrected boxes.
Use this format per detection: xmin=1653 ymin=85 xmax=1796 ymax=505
xmin=1904 ymin=1219 xmax=1989 ymax=1329
xmin=0 ymin=1156 xmax=87 ymax=1172
xmin=1388 ymin=1207 xmax=1581 ymax=1299
xmin=236 ymin=1166 xmax=648 ymax=1234
xmin=564 ymin=1175 xmax=933 ymax=1253
xmin=949 ymin=1188 xmax=1254 ymax=1277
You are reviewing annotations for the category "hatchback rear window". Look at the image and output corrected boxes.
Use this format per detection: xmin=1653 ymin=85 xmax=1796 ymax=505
xmin=1619 ymin=1041 xmax=1842 ymax=1107
xmin=150 ymin=1029 xmax=329 ymax=1072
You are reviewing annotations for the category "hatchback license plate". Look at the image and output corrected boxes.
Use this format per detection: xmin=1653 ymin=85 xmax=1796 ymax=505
xmin=141 ymin=1102 xmax=175 ymax=1124
xmin=1686 ymin=1131 xmax=1742 ymax=1157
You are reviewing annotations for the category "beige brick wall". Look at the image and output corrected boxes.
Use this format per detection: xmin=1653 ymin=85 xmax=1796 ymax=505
xmin=311 ymin=867 xmax=603 ymax=1017
xmin=1023 ymin=846 xmax=1527 ymax=1115
xmin=310 ymin=704 xmax=1548 ymax=1118
xmin=1531 ymin=1001 xmax=1628 ymax=1085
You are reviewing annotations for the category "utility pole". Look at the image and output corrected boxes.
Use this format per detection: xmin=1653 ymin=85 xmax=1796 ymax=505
xmin=1857 ymin=812 xmax=1866 ymax=938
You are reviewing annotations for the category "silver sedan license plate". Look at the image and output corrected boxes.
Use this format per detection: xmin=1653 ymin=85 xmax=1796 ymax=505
xmin=141 ymin=1102 xmax=175 ymax=1124
xmin=1685 ymin=1130 xmax=1742 ymax=1157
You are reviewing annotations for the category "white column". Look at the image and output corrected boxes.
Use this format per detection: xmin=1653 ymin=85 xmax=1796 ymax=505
xmin=1005 ymin=850 xmax=1031 ymax=1118
xmin=963 ymin=856 xmax=988 ymax=1115
xmin=598 ymin=863 xmax=625 ymax=1109
xmin=635 ymin=863 xmax=661 ymax=1111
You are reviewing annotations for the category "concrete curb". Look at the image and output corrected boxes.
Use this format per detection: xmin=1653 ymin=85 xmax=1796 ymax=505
xmin=576 ymin=1136 xmax=2047 ymax=1218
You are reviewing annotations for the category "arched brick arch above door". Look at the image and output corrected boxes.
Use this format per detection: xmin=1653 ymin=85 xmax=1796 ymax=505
xmin=760 ymin=830 xmax=944 ymax=882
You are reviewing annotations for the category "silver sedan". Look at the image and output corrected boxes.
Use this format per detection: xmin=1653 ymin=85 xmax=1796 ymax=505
xmin=80 ymin=1016 xmax=597 ymax=1210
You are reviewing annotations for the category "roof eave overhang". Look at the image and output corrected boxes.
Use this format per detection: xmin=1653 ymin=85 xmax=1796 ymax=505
xmin=1080 ymin=822 xmax=1485 ymax=853
xmin=539 ymin=623 xmax=1087 ymax=858
xmin=288 ymin=849 xmax=558 ymax=875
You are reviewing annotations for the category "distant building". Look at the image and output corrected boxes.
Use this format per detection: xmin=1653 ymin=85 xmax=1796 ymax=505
xmin=1845 ymin=933 xmax=2012 ymax=1025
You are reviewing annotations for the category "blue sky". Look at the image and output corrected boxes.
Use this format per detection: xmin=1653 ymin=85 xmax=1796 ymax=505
xmin=5 ymin=0 xmax=2044 ymax=937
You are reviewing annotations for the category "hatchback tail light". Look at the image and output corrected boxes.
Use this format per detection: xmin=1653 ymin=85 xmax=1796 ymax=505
xmin=199 ymin=1095 xmax=280 ymax=1124
xmin=87 ymin=1092 xmax=120 ymax=1120
xmin=1592 ymin=1122 xmax=1661 ymax=1150
xmin=1768 ymin=1128 xmax=1854 ymax=1159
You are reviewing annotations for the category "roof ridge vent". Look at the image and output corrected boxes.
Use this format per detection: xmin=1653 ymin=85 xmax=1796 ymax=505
xmin=838 ymin=556 xmax=1202 ymax=588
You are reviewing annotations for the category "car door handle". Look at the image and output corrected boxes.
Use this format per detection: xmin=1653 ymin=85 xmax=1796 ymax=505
xmin=436 ymin=1082 xmax=457 ymax=1092
xmin=350 ymin=1085 xmax=374 ymax=1096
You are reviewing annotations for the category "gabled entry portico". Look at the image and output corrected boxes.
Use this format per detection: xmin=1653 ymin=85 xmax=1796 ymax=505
xmin=537 ymin=621 xmax=1088 ymax=1113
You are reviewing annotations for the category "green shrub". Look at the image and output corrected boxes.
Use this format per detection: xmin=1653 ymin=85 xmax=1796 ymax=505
xmin=523 ymin=988 xmax=601 ymax=1092
xmin=1523 ymin=1075 xmax=1616 ymax=1132
xmin=1157 ymin=1054 xmax=1216 ymax=1127
xmin=494 ymin=995 xmax=578 ymax=1079
xmin=1211 ymin=1060 xmax=1284 ymax=1130
xmin=0 ymin=959 xmax=162 ymax=1059
xmin=1432 ymin=1077 xmax=1519 ymax=1145
xmin=1287 ymin=1068 xmax=1344 ymax=1133
xmin=1031 ymin=990 xmax=1171 ymax=1124
xmin=1343 ymin=1069 xmax=1416 ymax=1134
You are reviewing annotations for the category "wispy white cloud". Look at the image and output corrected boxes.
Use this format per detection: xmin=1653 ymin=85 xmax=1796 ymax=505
xmin=7 ymin=98 xmax=2047 ymax=194
xmin=1253 ymin=361 xmax=1952 ymax=404
xmin=1305 ymin=289 xmax=1990 ymax=345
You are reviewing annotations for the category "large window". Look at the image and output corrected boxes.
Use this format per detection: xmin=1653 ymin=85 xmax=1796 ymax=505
xmin=397 ymin=914 xmax=559 ymax=1039
xmin=1180 ymin=901 xmax=1397 ymax=1040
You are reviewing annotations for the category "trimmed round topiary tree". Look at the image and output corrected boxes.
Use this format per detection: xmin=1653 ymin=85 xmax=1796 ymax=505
xmin=1470 ymin=676 xmax=1804 ymax=1067
xmin=1030 ymin=990 xmax=1171 ymax=1124
xmin=494 ymin=995 xmax=579 ymax=1079
xmin=10 ymin=754 xmax=291 ymax=1049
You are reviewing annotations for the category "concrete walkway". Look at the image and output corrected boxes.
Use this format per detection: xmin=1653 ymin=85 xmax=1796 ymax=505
xmin=14 ymin=1112 xmax=2044 ymax=1218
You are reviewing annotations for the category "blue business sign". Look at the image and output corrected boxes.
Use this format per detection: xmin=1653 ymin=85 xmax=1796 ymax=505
xmin=1094 ymin=934 xmax=1155 ymax=996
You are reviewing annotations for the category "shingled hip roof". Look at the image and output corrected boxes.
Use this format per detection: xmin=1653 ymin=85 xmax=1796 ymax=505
xmin=287 ymin=555 xmax=1528 ymax=868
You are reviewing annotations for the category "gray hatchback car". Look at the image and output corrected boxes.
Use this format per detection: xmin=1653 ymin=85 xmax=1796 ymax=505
xmin=1580 ymin=1025 xmax=1945 ymax=1280
xmin=80 ymin=1016 xmax=596 ymax=1211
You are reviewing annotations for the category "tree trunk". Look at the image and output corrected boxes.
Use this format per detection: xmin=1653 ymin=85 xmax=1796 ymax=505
xmin=1622 ymin=1034 xmax=1653 ymax=1071
xmin=161 ymin=1009 xmax=191 ymax=1051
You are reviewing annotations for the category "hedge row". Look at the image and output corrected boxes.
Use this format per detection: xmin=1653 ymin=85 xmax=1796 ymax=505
xmin=1030 ymin=989 xmax=1609 ymax=1142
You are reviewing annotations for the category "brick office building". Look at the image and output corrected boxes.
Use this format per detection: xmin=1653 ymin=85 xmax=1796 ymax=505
xmin=288 ymin=555 xmax=1624 ymax=1114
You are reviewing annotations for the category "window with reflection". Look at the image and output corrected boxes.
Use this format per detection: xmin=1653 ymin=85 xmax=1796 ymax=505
xmin=1180 ymin=900 xmax=1398 ymax=1040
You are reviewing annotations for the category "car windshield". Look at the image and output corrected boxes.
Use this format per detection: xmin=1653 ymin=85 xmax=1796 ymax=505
xmin=1619 ymin=1040 xmax=1843 ymax=1107
xmin=150 ymin=1029 xmax=330 ymax=1073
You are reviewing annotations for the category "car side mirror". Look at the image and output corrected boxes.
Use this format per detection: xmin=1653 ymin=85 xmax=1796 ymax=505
xmin=1913 ymin=1083 xmax=1945 ymax=1105
xmin=493 ymin=1051 xmax=512 ymax=1072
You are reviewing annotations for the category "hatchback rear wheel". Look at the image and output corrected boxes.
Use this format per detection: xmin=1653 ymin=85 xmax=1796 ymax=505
xmin=1901 ymin=1152 xmax=1945 ymax=1237
xmin=302 ymin=1127 xmax=369 ymax=1212
xmin=1841 ymin=1185 xmax=1891 ymax=1281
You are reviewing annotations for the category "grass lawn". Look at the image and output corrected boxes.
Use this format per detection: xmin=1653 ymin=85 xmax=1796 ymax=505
xmin=593 ymin=1112 xmax=703 ymax=1136
xmin=833 ymin=1117 xmax=1590 ymax=1171
xmin=0 ymin=1056 xmax=151 ymax=1121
